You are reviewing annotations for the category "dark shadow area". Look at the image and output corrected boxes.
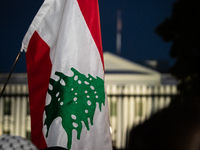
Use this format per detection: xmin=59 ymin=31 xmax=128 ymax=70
xmin=126 ymin=97 xmax=200 ymax=150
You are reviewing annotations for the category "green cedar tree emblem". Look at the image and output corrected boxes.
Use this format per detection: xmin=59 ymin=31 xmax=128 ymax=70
xmin=44 ymin=67 xmax=105 ymax=149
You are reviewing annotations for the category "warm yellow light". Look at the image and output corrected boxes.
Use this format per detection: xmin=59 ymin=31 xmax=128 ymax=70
xmin=110 ymin=126 xmax=112 ymax=134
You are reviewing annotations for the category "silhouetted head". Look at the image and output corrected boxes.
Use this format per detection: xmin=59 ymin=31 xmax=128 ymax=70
xmin=126 ymin=101 xmax=200 ymax=150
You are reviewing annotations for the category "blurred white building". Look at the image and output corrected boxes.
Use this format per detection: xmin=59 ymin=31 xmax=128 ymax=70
xmin=0 ymin=52 xmax=178 ymax=149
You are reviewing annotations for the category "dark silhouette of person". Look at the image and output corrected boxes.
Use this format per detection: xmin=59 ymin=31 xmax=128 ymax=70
xmin=126 ymin=99 xmax=200 ymax=150
xmin=43 ymin=146 xmax=68 ymax=150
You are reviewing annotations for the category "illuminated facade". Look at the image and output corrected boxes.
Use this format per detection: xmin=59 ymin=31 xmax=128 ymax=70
xmin=0 ymin=52 xmax=178 ymax=149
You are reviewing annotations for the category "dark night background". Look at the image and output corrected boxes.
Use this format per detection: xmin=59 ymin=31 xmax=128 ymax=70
xmin=0 ymin=0 xmax=176 ymax=73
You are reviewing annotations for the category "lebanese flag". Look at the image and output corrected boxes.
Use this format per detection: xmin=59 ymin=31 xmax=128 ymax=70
xmin=21 ymin=0 xmax=112 ymax=149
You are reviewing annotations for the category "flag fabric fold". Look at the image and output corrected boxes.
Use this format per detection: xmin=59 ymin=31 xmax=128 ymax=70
xmin=21 ymin=0 xmax=112 ymax=149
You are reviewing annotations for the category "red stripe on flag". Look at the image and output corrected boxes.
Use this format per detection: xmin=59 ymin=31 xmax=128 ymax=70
xmin=26 ymin=31 xmax=52 ymax=149
xmin=76 ymin=0 xmax=104 ymax=68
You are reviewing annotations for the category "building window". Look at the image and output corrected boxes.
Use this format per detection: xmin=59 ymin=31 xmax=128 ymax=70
xmin=110 ymin=100 xmax=117 ymax=117
xmin=26 ymin=131 xmax=31 ymax=140
xmin=26 ymin=99 xmax=30 ymax=115
xmin=135 ymin=98 xmax=143 ymax=117
xmin=3 ymin=130 xmax=10 ymax=135
xmin=4 ymin=98 xmax=11 ymax=115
